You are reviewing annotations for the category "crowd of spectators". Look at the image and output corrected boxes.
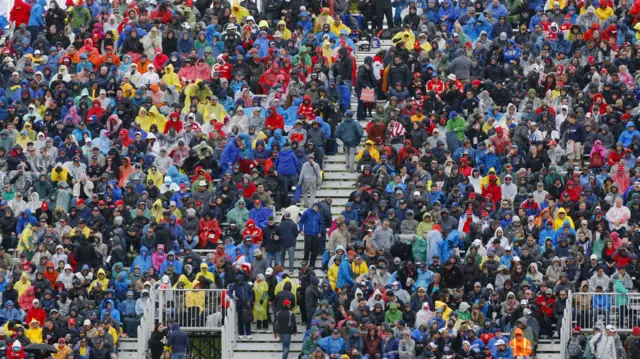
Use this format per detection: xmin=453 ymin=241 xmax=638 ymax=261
xmin=2 ymin=1 xmax=640 ymax=359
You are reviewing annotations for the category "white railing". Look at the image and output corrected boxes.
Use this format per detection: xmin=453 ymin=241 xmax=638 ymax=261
xmin=222 ymin=299 xmax=236 ymax=359
xmin=559 ymin=291 xmax=573 ymax=359
xmin=156 ymin=288 xmax=227 ymax=331
xmin=571 ymin=292 xmax=640 ymax=332
xmin=136 ymin=288 xmax=157 ymax=358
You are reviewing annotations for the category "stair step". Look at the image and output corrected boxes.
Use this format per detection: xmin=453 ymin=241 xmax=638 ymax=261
xmin=323 ymin=163 xmax=358 ymax=171
xmin=234 ymin=342 xmax=303 ymax=352
xmin=320 ymin=181 xmax=357 ymax=189
xmin=315 ymin=189 xmax=353 ymax=198
xmin=323 ymin=172 xmax=359 ymax=180
xmin=244 ymin=333 xmax=304 ymax=342
xmin=232 ymin=352 xmax=300 ymax=359
xmin=538 ymin=343 xmax=560 ymax=353
xmin=118 ymin=352 xmax=138 ymax=359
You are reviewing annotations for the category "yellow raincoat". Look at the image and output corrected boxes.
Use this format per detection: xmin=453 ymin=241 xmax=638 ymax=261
xmin=479 ymin=168 xmax=501 ymax=189
xmin=275 ymin=277 xmax=299 ymax=312
xmin=330 ymin=20 xmax=351 ymax=36
xmin=14 ymin=272 xmax=31 ymax=296
xmin=352 ymin=260 xmax=368 ymax=278
xmin=206 ymin=102 xmax=228 ymax=124
xmin=356 ymin=140 xmax=380 ymax=162
xmin=251 ymin=131 xmax=267 ymax=149
xmin=183 ymin=80 xmax=213 ymax=107
xmin=252 ymin=279 xmax=269 ymax=321
xmin=276 ymin=20 xmax=292 ymax=40
xmin=90 ymin=268 xmax=109 ymax=293
xmin=434 ymin=301 xmax=452 ymax=320
xmin=194 ymin=263 xmax=216 ymax=283
xmin=121 ymin=82 xmax=135 ymax=97
xmin=72 ymin=225 xmax=91 ymax=238
xmin=16 ymin=132 xmax=31 ymax=148
xmin=26 ymin=319 xmax=43 ymax=343
xmin=17 ymin=224 xmax=35 ymax=255
xmin=552 ymin=207 xmax=575 ymax=230
xmin=151 ymin=199 xmax=164 ymax=222
xmin=327 ymin=262 xmax=339 ymax=290
xmin=147 ymin=167 xmax=164 ymax=186
xmin=147 ymin=106 xmax=166 ymax=133
xmin=391 ymin=30 xmax=416 ymax=50
xmin=162 ymin=64 xmax=182 ymax=92
xmin=322 ymin=40 xmax=334 ymax=67
xmin=136 ymin=108 xmax=151 ymax=132
xmin=314 ymin=8 xmax=334 ymax=33
xmin=186 ymin=289 xmax=205 ymax=311
xmin=174 ymin=275 xmax=193 ymax=289
xmin=50 ymin=166 xmax=69 ymax=183
xmin=231 ymin=0 xmax=250 ymax=22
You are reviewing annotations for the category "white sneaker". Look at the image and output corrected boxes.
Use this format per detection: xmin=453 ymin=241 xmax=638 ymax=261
xmin=246 ymin=335 xmax=253 ymax=340
xmin=238 ymin=336 xmax=245 ymax=340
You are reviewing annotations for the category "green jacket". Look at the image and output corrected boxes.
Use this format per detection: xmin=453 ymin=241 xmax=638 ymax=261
xmin=614 ymin=280 xmax=629 ymax=306
xmin=226 ymin=199 xmax=250 ymax=228
xmin=69 ymin=6 xmax=92 ymax=29
xmin=301 ymin=330 xmax=319 ymax=355
xmin=506 ymin=0 xmax=524 ymax=23
xmin=446 ymin=115 xmax=466 ymax=141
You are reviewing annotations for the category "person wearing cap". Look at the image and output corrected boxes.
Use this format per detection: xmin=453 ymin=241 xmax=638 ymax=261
xmin=335 ymin=110 xmax=364 ymax=172
xmin=273 ymin=297 xmax=297 ymax=358
xmin=587 ymin=324 xmax=621 ymax=359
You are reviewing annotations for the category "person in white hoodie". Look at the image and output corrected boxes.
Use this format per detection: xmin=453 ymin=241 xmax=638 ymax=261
xmin=57 ymin=264 xmax=75 ymax=289
xmin=160 ymin=176 xmax=180 ymax=194
xmin=501 ymin=174 xmax=518 ymax=202
xmin=468 ymin=168 xmax=483 ymax=194
xmin=140 ymin=64 xmax=160 ymax=86
xmin=590 ymin=325 xmax=622 ymax=359
xmin=153 ymin=150 xmax=174 ymax=174
xmin=414 ymin=302 xmax=434 ymax=329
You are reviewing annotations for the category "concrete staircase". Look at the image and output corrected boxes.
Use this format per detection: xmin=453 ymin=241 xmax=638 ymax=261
xmin=118 ymin=337 xmax=138 ymax=359
xmin=228 ymin=41 xmax=386 ymax=359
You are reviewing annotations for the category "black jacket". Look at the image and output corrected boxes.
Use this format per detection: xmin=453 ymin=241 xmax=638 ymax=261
xmin=274 ymin=308 xmax=297 ymax=335
xmin=355 ymin=65 xmax=375 ymax=97
xmin=262 ymin=224 xmax=281 ymax=253
xmin=304 ymin=284 xmax=322 ymax=315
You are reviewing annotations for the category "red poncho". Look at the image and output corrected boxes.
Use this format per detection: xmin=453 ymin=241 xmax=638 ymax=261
xmin=10 ymin=0 xmax=31 ymax=27
xmin=265 ymin=106 xmax=284 ymax=130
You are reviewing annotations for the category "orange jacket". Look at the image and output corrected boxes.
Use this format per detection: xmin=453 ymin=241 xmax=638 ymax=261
xmin=509 ymin=329 xmax=532 ymax=357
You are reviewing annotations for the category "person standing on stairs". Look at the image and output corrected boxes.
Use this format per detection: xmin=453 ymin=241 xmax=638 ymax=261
xmin=299 ymin=203 xmax=323 ymax=269
xmin=167 ymin=323 xmax=189 ymax=359
xmin=228 ymin=273 xmax=255 ymax=340
xmin=274 ymin=299 xmax=297 ymax=359
xmin=298 ymin=154 xmax=322 ymax=209
xmin=335 ymin=110 xmax=365 ymax=172
xmin=355 ymin=56 xmax=376 ymax=122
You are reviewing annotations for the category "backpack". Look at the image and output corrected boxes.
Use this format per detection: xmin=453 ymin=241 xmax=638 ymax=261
xmin=567 ymin=335 xmax=584 ymax=357
xmin=629 ymin=338 xmax=640 ymax=358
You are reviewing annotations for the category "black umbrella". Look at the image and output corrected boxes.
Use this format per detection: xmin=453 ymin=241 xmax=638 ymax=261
xmin=24 ymin=343 xmax=58 ymax=359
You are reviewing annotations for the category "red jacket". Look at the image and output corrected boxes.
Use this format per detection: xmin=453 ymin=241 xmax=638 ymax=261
xmin=297 ymin=95 xmax=315 ymax=120
xmin=150 ymin=8 xmax=173 ymax=23
xmin=265 ymin=106 xmax=284 ymax=130
xmin=536 ymin=294 xmax=555 ymax=318
xmin=10 ymin=0 xmax=31 ymax=27
xmin=214 ymin=61 xmax=233 ymax=81
xmin=427 ymin=79 xmax=445 ymax=94
xmin=26 ymin=307 xmax=46 ymax=326
xmin=242 ymin=220 xmax=263 ymax=244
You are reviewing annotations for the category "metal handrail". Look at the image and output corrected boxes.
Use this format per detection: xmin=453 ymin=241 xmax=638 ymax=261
xmin=571 ymin=291 xmax=640 ymax=332
xmin=156 ymin=288 xmax=227 ymax=331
